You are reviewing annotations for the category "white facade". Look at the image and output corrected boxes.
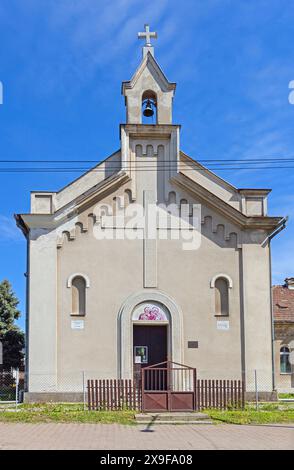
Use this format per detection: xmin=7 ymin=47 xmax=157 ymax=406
xmin=16 ymin=38 xmax=284 ymax=401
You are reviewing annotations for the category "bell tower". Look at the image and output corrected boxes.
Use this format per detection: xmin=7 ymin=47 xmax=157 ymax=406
xmin=120 ymin=25 xmax=180 ymax=203
xmin=121 ymin=24 xmax=176 ymax=125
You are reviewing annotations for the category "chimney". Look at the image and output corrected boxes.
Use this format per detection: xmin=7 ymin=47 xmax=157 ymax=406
xmin=285 ymin=278 xmax=294 ymax=289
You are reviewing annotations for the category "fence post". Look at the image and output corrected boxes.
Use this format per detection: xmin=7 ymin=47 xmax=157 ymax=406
xmin=83 ymin=371 xmax=86 ymax=411
xmin=193 ymin=368 xmax=197 ymax=411
xmin=15 ymin=368 xmax=19 ymax=409
xmin=254 ymin=369 xmax=259 ymax=411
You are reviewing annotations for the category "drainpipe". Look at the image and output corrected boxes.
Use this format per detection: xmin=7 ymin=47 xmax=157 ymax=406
xmin=262 ymin=216 xmax=288 ymax=392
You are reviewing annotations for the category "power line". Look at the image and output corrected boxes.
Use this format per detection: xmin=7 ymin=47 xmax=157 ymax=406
xmin=0 ymin=162 xmax=293 ymax=169
xmin=1 ymin=157 xmax=294 ymax=164
xmin=0 ymin=166 xmax=293 ymax=173
xmin=0 ymin=156 xmax=293 ymax=173
xmin=0 ymin=163 xmax=293 ymax=168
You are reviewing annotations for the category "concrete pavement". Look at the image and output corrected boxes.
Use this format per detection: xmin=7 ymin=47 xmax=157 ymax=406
xmin=0 ymin=422 xmax=293 ymax=450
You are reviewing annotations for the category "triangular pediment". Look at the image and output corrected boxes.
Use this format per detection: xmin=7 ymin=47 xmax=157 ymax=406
xmin=121 ymin=52 xmax=176 ymax=94
xmin=16 ymin=145 xmax=283 ymax=237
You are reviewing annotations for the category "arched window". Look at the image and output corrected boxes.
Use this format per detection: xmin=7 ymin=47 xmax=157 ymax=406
xmin=280 ymin=346 xmax=291 ymax=374
xmin=214 ymin=278 xmax=229 ymax=316
xmin=71 ymin=276 xmax=86 ymax=316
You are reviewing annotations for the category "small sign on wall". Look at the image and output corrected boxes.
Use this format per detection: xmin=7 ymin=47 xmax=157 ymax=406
xmin=71 ymin=320 xmax=84 ymax=330
xmin=188 ymin=341 xmax=198 ymax=349
xmin=217 ymin=320 xmax=229 ymax=331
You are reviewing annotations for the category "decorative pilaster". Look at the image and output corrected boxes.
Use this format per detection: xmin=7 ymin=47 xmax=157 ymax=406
xmin=143 ymin=190 xmax=157 ymax=288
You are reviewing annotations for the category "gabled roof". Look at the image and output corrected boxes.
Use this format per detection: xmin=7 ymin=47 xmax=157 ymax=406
xmin=172 ymin=171 xmax=283 ymax=230
xmin=180 ymin=150 xmax=238 ymax=193
xmin=15 ymin=170 xmax=131 ymax=235
xmin=273 ymin=284 xmax=294 ymax=323
xmin=15 ymin=140 xmax=284 ymax=236
xmin=56 ymin=149 xmax=121 ymax=195
xmin=121 ymin=51 xmax=176 ymax=94
xmin=180 ymin=151 xmax=271 ymax=197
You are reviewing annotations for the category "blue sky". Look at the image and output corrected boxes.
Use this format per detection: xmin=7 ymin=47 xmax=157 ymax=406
xmin=0 ymin=0 xmax=293 ymax=331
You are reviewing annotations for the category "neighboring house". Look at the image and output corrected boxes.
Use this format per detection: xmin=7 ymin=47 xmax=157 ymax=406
xmin=273 ymin=278 xmax=294 ymax=393
xmin=15 ymin=26 xmax=285 ymax=402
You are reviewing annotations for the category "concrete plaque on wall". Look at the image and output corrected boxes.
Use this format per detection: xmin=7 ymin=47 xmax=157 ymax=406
xmin=71 ymin=320 xmax=84 ymax=330
xmin=217 ymin=320 xmax=229 ymax=330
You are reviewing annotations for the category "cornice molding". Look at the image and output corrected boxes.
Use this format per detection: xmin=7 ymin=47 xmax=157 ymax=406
xmin=16 ymin=170 xmax=131 ymax=234
xmin=172 ymin=172 xmax=283 ymax=231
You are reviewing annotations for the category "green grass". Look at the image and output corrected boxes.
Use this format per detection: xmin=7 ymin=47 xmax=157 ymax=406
xmin=206 ymin=405 xmax=294 ymax=425
xmin=0 ymin=402 xmax=294 ymax=426
xmin=279 ymin=393 xmax=294 ymax=399
xmin=0 ymin=403 xmax=135 ymax=425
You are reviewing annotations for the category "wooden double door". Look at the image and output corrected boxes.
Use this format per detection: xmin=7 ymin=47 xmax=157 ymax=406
xmin=133 ymin=325 xmax=167 ymax=367
xmin=133 ymin=325 xmax=167 ymax=390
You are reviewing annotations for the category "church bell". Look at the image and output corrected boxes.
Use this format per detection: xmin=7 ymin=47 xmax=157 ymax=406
xmin=143 ymin=99 xmax=154 ymax=117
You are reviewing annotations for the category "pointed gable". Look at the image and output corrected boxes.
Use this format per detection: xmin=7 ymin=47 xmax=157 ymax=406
xmin=122 ymin=52 xmax=176 ymax=125
xmin=122 ymin=51 xmax=176 ymax=94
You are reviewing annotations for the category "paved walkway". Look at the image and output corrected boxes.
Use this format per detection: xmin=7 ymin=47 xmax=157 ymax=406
xmin=0 ymin=422 xmax=293 ymax=450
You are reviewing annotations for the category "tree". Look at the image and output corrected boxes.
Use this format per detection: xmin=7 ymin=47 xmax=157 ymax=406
xmin=0 ymin=280 xmax=24 ymax=369
xmin=2 ymin=328 xmax=24 ymax=369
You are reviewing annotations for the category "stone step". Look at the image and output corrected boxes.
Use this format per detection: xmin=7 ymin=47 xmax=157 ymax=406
xmin=135 ymin=412 xmax=209 ymax=423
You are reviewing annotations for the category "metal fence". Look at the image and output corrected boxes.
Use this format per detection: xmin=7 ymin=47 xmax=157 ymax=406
xmin=0 ymin=369 xmax=22 ymax=408
xmin=1 ymin=368 xmax=292 ymax=411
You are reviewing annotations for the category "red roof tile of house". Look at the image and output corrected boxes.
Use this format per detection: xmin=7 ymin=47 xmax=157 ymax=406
xmin=272 ymin=282 xmax=294 ymax=322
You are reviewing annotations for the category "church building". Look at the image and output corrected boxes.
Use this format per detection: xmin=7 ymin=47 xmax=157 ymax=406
xmin=16 ymin=26 xmax=285 ymax=401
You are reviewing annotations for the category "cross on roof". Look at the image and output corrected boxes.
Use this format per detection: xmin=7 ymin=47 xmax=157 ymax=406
xmin=138 ymin=24 xmax=157 ymax=47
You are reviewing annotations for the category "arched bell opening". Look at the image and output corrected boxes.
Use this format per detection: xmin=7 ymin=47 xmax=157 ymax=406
xmin=142 ymin=90 xmax=157 ymax=124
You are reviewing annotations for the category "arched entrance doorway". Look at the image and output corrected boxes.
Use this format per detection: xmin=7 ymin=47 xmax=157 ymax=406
xmin=132 ymin=302 xmax=169 ymax=369
xmin=118 ymin=290 xmax=183 ymax=379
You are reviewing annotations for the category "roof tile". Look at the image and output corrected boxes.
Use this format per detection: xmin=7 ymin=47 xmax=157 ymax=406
xmin=272 ymin=285 xmax=294 ymax=322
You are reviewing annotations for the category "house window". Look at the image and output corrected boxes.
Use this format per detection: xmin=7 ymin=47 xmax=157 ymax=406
xmin=215 ymin=278 xmax=229 ymax=316
xmin=280 ymin=346 xmax=291 ymax=374
xmin=71 ymin=276 xmax=86 ymax=316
